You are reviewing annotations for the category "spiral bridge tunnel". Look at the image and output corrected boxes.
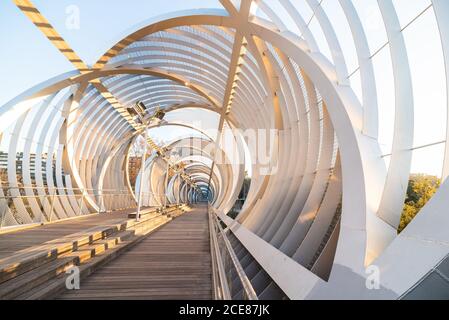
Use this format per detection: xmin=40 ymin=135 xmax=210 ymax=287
xmin=1 ymin=0 xmax=449 ymax=300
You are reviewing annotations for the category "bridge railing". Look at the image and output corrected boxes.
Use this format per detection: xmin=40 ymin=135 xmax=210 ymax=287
xmin=208 ymin=206 xmax=258 ymax=300
xmin=0 ymin=185 xmax=162 ymax=230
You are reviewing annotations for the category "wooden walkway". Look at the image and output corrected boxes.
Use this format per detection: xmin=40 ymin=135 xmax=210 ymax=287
xmin=0 ymin=208 xmax=148 ymax=260
xmin=58 ymin=205 xmax=212 ymax=300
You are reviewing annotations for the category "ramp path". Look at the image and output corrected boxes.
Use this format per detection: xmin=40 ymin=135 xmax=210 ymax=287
xmin=58 ymin=205 xmax=212 ymax=300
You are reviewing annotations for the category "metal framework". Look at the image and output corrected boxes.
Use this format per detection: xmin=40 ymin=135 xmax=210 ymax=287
xmin=1 ymin=0 xmax=449 ymax=299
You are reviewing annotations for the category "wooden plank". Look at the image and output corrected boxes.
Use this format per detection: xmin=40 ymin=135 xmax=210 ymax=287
xmin=14 ymin=215 xmax=173 ymax=300
xmin=0 ymin=207 xmax=154 ymax=259
xmin=58 ymin=205 xmax=212 ymax=300
xmin=0 ymin=207 xmax=165 ymax=284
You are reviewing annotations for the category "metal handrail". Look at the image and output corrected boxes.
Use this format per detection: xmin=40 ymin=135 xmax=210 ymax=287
xmin=0 ymin=184 xmax=164 ymax=197
xmin=208 ymin=206 xmax=232 ymax=300
xmin=0 ymin=185 xmax=163 ymax=195
xmin=0 ymin=186 xmax=166 ymax=229
xmin=0 ymin=192 xmax=136 ymax=201
xmin=0 ymin=184 xmax=132 ymax=192
xmin=208 ymin=206 xmax=258 ymax=300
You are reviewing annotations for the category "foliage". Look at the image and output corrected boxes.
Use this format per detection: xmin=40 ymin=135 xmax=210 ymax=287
xmin=398 ymin=174 xmax=441 ymax=233
xmin=228 ymin=172 xmax=251 ymax=219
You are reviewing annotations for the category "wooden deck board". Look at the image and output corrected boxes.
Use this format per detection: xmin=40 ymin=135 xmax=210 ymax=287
xmin=0 ymin=208 xmax=152 ymax=259
xmin=58 ymin=205 xmax=212 ymax=300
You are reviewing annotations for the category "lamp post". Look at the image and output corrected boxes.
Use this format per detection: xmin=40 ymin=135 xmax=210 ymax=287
xmin=133 ymin=101 xmax=153 ymax=221
xmin=136 ymin=127 xmax=148 ymax=222
xmin=133 ymin=103 xmax=166 ymax=221
xmin=164 ymin=161 xmax=170 ymax=208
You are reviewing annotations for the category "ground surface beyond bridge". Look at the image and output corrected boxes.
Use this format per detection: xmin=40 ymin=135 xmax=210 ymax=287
xmin=57 ymin=205 xmax=212 ymax=300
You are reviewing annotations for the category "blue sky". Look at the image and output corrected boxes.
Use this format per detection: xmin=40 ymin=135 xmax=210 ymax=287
xmin=0 ymin=0 xmax=223 ymax=106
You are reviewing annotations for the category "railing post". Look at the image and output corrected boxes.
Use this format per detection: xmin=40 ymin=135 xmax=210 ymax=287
xmin=98 ymin=192 xmax=102 ymax=214
xmin=136 ymin=129 xmax=148 ymax=221
xmin=36 ymin=188 xmax=45 ymax=225
xmin=48 ymin=189 xmax=57 ymax=223
xmin=0 ymin=195 xmax=7 ymax=229
xmin=78 ymin=192 xmax=85 ymax=216
xmin=39 ymin=193 xmax=45 ymax=225
xmin=164 ymin=161 xmax=169 ymax=208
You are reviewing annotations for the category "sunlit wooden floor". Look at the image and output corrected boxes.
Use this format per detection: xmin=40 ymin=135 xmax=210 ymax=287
xmin=0 ymin=208 xmax=146 ymax=260
xmin=57 ymin=205 xmax=212 ymax=300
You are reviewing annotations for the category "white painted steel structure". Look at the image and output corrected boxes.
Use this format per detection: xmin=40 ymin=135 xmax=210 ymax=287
xmin=1 ymin=0 xmax=449 ymax=299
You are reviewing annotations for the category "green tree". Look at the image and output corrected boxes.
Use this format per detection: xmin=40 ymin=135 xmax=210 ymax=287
xmin=399 ymin=174 xmax=441 ymax=233
xmin=228 ymin=171 xmax=251 ymax=219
